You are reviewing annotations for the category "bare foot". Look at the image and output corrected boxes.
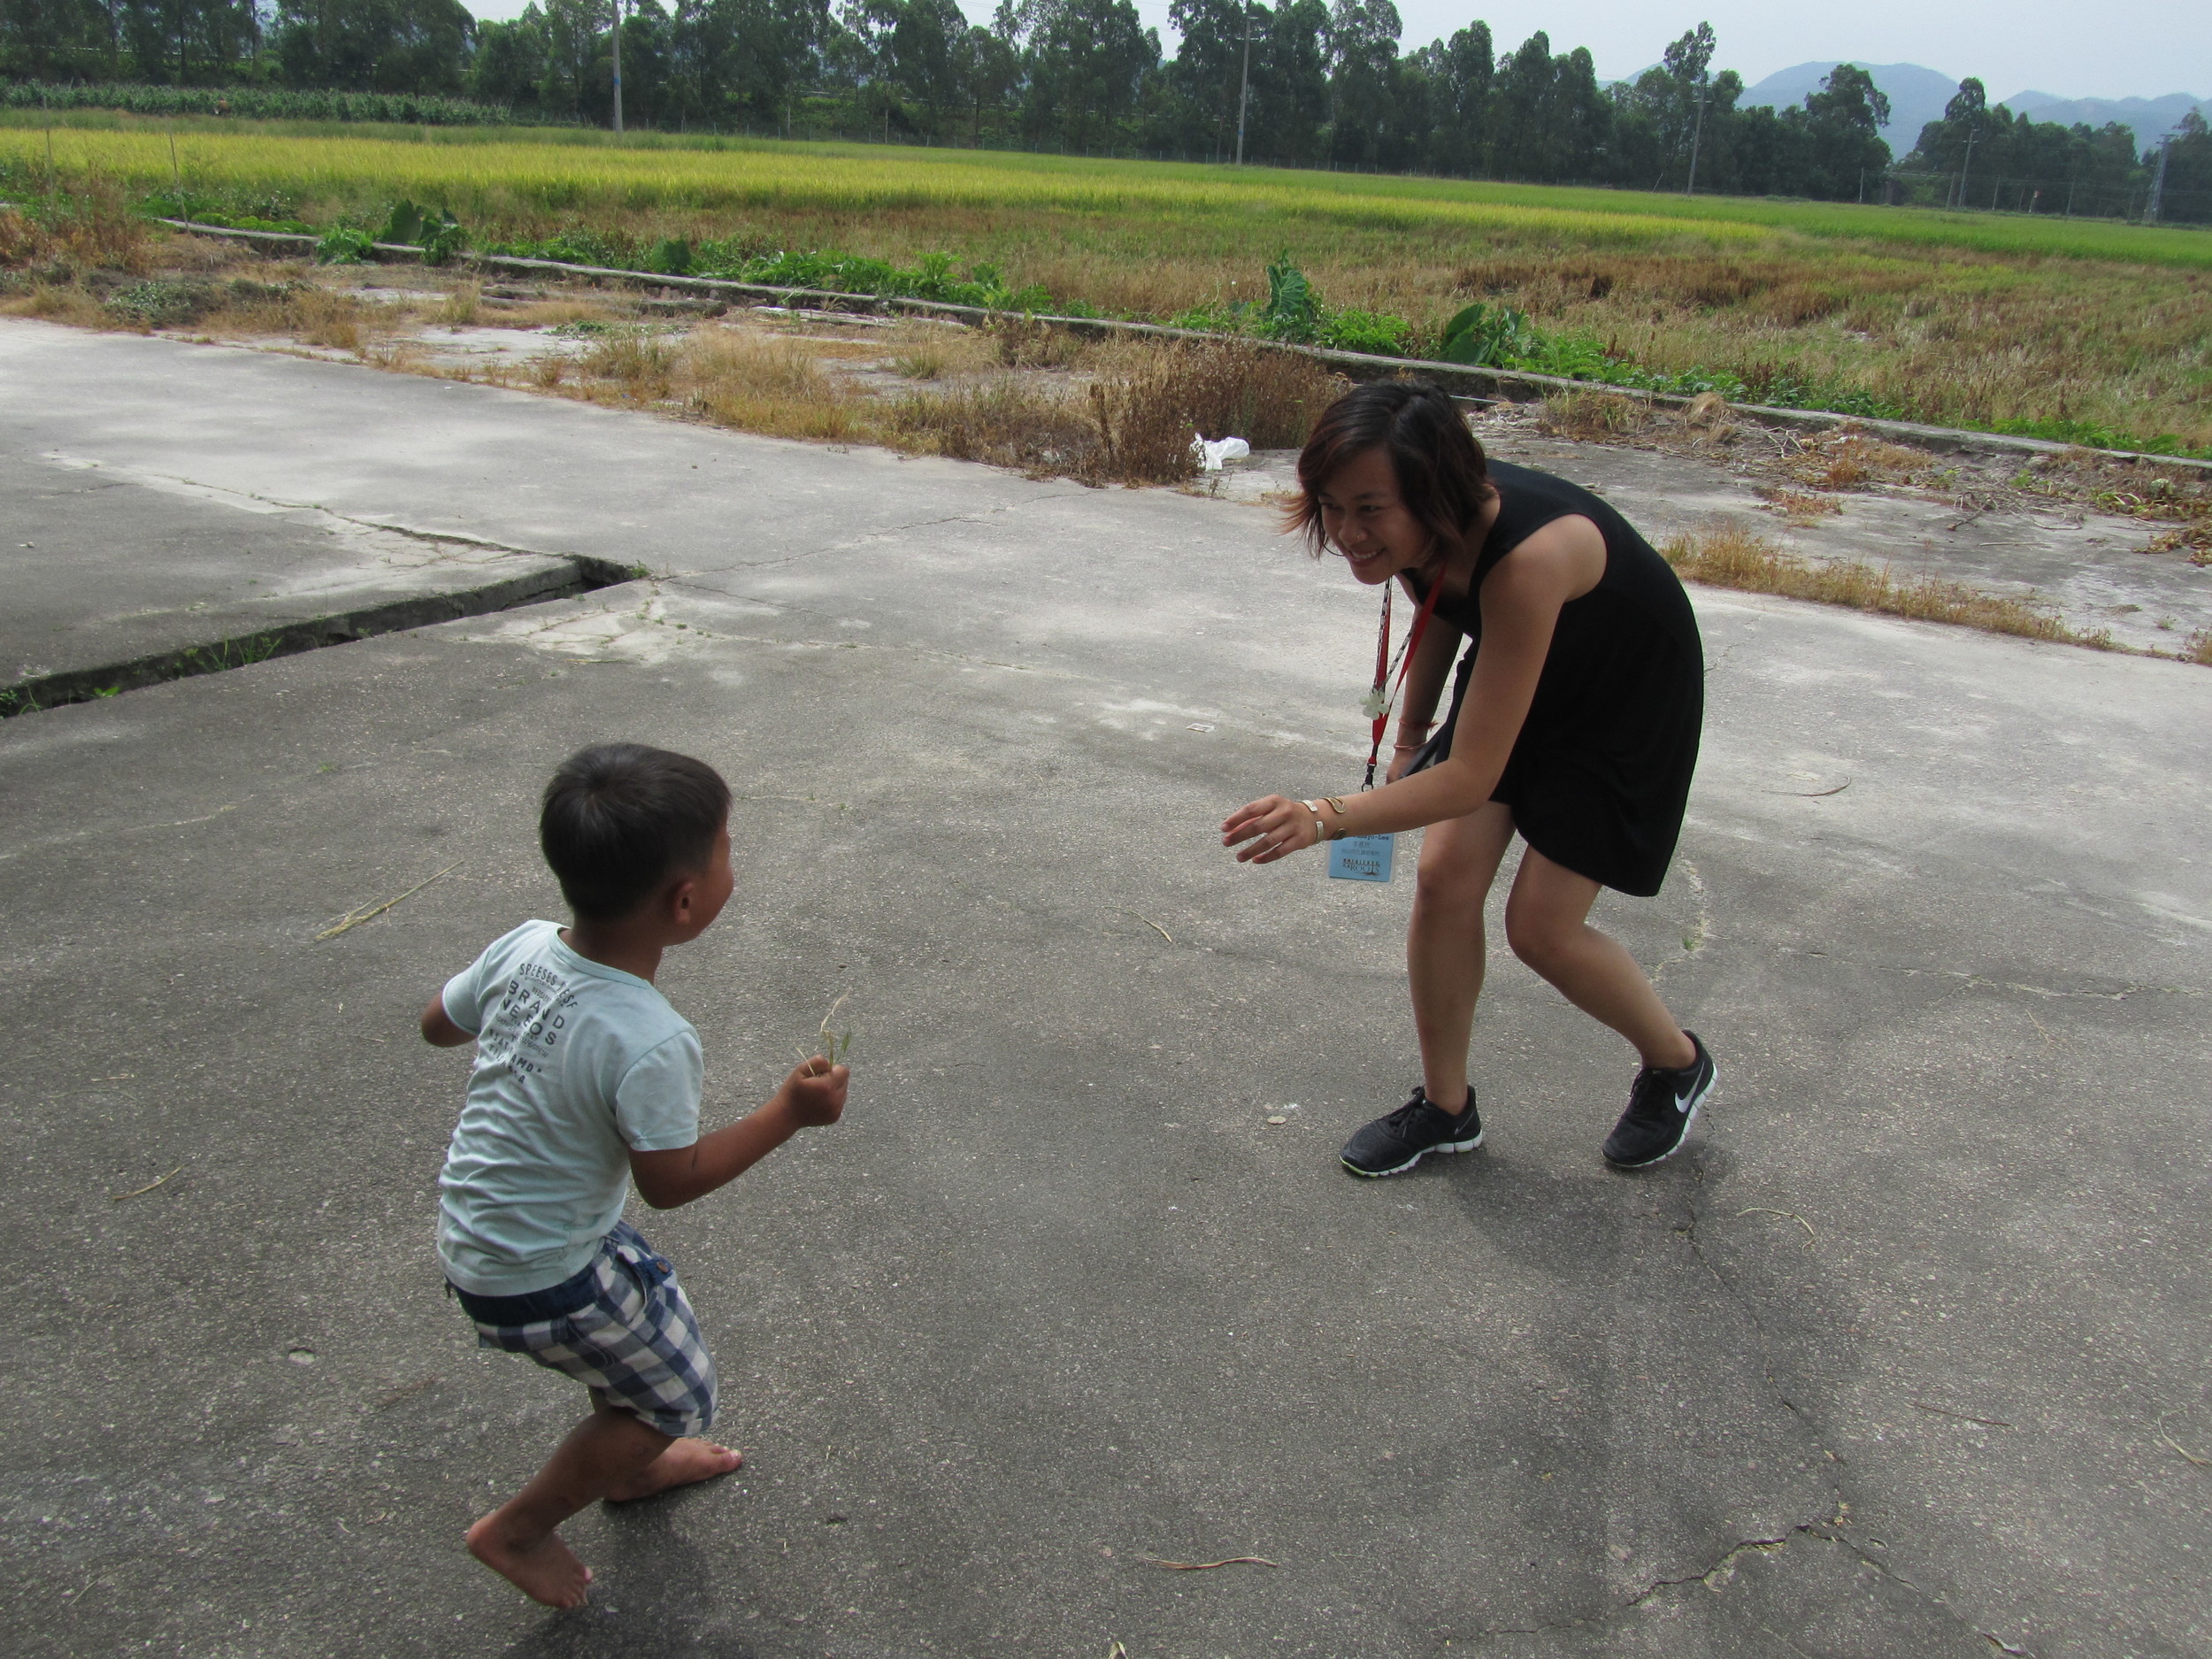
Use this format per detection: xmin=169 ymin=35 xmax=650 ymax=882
xmin=466 ymin=1513 xmax=593 ymax=1609
xmin=604 ymin=1438 xmax=743 ymax=1503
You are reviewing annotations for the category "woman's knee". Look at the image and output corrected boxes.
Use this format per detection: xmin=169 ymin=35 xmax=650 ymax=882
xmin=1414 ymin=856 xmax=1491 ymax=922
xmin=1502 ymin=896 xmax=1572 ymax=972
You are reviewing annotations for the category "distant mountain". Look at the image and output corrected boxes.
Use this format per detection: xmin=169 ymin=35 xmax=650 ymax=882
xmin=1998 ymin=90 xmax=2209 ymax=145
xmin=1739 ymin=61 xmax=1961 ymax=147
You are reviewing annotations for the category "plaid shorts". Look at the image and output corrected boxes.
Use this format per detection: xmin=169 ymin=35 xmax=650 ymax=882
xmin=451 ymin=1222 xmax=717 ymax=1438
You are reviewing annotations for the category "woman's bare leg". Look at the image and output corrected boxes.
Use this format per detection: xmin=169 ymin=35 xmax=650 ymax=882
xmin=1407 ymin=802 xmax=1518 ymax=1112
xmin=1501 ymin=849 xmax=1696 ymax=1069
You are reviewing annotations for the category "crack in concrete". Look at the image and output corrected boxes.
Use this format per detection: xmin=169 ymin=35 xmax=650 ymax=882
xmin=669 ymin=494 xmax=1088 ymax=574
xmin=37 ymin=454 xmax=638 ymax=576
xmin=1775 ymin=947 xmax=2200 ymax=1001
xmin=1658 ymin=1164 xmax=2045 ymax=1657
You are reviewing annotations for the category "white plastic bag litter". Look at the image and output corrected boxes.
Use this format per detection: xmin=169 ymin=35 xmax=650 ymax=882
xmin=1191 ymin=433 xmax=1252 ymax=472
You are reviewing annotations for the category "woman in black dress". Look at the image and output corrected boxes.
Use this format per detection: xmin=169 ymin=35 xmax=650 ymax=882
xmin=1222 ymin=381 xmax=1716 ymax=1175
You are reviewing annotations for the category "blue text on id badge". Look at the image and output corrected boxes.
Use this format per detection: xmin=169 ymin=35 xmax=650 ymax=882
xmin=1328 ymin=833 xmax=1395 ymax=883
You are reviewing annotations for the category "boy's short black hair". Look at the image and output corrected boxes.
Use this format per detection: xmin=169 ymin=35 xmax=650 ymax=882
xmin=540 ymin=744 xmax=733 ymax=921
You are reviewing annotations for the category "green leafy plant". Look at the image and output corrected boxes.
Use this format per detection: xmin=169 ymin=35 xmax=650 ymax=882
xmin=377 ymin=199 xmax=465 ymax=265
xmin=1436 ymin=301 xmax=1540 ymax=366
xmin=1320 ymin=308 xmax=1411 ymax=356
xmin=1257 ymin=255 xmax=1321 ymax=344
xmin=104 ymin=278 xmax=217 ymax=326
xmin=315 ymin=226 xmax=373 ymax=265
xmin=642 ymin=235 xmax=692 ymax=275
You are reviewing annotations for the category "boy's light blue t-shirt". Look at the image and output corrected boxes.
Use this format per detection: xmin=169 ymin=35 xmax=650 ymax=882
xmin=436 ymin=919 xmax=702 ymax=1296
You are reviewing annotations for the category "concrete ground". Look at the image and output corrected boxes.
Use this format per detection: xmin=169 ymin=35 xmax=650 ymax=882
xmin=2 ymin=318 xmax=2207 ymax=1659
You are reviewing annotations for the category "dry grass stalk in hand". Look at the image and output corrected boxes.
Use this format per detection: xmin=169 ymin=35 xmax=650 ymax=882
xmin=816 ymin=991 xmax=854 ymax=1065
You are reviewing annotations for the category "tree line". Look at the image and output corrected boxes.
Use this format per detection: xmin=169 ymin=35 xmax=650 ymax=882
xmin=4 ymin=0 xmax=2202 ymax=215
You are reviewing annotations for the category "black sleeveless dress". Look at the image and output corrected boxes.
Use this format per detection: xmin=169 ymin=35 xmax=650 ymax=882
xmin=1408 ymin=460 xmax=1702 ymax=897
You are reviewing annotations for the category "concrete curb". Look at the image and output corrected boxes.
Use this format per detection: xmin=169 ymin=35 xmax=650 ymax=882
xmin=156 ymin=219 xmax=2211 ymax=476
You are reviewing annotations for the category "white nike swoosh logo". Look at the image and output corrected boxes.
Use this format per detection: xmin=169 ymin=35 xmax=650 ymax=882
xmin=1674 ymin=1088 xmax=1696 ymax=1114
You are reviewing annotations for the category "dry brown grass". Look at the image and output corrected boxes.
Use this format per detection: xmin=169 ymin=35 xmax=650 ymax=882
xmin=987 ymin=313 xmax=1097 ymax=370
xmin=0 ymin=188 xmax=151 ymax=274
xmin=881 ymin=317 xmax=995 ymax=380
xmin=481 ymin=295 xmax=622 ymax=329
xmin=1537 ymin=389 xmax=1651 ymax=442
xmin=0 ymin=266 xmax=369 ymax=349
xmin=2182 ymin=628 xmax=2212 ymax=666
xmin=1789 ymin=426 xmax=1927 ymax=491
xmin=1 ymin=279 xmax=106 ymax=325
xmin=508 ymin=323 xmax=1338 ymax=487
xmin=1755 ymin=487 xmax=1845 ymax=524
xmin=890 ymin=380 xmax=1102 ymax=474
xmin=435 ymin=281 xmax=481 ymax=327
xmin=676 ymin=329 xmax=867 ymax=441
xmin=276 ymin=285 xmax=364 ymax=350
xmin=1662 ymin=520 xmax=2114 ymax=649
xmin=579 ymin=326 xmax=676 ymax=399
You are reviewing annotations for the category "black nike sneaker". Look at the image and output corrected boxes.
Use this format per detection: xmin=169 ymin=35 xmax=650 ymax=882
xmin=1340 ymin=1086 xmax=1483 ymax=1178
xmin=1602 ymin=1033 xmax=1716 ymax=1169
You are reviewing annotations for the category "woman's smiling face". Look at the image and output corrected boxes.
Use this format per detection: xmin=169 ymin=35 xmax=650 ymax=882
xmin=1317 ymin=447 xmax=1430 ymax=585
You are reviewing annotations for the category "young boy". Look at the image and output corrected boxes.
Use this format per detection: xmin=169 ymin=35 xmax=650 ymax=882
xmin=421 ymin=742 xmax=849 ymax=1609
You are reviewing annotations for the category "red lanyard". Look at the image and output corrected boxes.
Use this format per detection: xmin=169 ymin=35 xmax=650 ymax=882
xmin=1363 ymin=574 xmax=1442 ymax=788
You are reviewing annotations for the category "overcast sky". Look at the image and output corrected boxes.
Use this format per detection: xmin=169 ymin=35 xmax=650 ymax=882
xmin=459 ymin=0 xmax=2208 ymax=104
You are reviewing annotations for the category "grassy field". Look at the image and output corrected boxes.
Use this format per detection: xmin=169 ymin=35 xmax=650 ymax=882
xmin=5 ymin=116 xmax=2211 ymax=449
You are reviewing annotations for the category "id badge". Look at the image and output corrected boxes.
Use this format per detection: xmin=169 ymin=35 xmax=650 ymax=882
xmin=1327 ymin=833 xmax=1395 ymax=883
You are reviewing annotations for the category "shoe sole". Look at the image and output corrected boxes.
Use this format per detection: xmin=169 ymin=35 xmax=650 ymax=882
xmin=1341 ymin=1131 xmax=1485 ymax=1179
xmin=1603 ymin=1066 xmax=1715 ymax=1170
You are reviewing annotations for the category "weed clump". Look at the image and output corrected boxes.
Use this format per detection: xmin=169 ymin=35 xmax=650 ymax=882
xmin=1088 ymin=339 xmax=1347 ymax=482
xmin=1539 ymin=389 xmax=1649 ymax=441
xmin=0 ymin=188 xmax=150 ymax=274
xmin=891 ymin=380 xmax=1100 ymax=477
xmin=1754 ymin=487 xmax=1844 ymax=524
xmin=580 ymin=325 xmax=675 ymax=400
xmin=1789 ymin=426 xmax=1925 ymax=491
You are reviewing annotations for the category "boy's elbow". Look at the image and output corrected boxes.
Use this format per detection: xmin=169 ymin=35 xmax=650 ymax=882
xmin=627 ymin=1153 xmax=695 ymax=1210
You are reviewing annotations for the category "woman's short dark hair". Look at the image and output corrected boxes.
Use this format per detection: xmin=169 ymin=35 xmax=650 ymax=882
xmin=1286 ymin=380 xmax=1494 ymax=561
xmin=540 ymin=743 xmax=732 ymax=921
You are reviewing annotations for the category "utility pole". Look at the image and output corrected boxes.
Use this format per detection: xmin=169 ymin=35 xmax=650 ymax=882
xmin=1684 ymin=79 xmax=1709 ymax=196
xmin=2146 ymin=135 xmax=2170 ymax=223
xmin=1234 ymin=2 xmax=1254 ymax=165
xmin=611 ymin=0 xmax=624 ymax=134
xmin=1957 ymin=125 xmax=1978 ymax=208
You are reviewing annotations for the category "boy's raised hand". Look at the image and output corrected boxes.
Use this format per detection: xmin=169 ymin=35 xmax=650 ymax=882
xmin=780 ymin=1058 xmax=850 ymax=1126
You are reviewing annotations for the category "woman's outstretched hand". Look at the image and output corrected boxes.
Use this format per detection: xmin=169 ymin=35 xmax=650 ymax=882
xmin=1223 ymin=795 xmax=1322 ymax=864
